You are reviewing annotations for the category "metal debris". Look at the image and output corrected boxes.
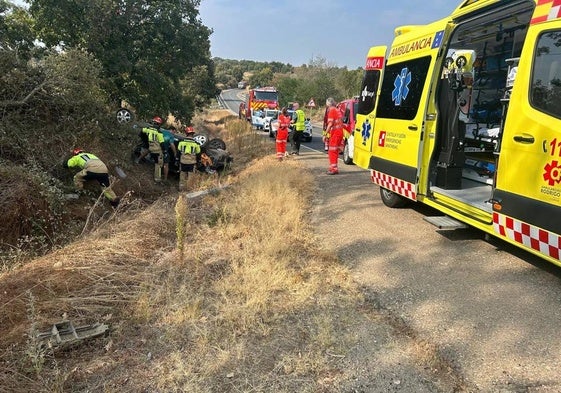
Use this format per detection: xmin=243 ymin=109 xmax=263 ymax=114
xmin=36 ymin=320 xmax=109 ymax=347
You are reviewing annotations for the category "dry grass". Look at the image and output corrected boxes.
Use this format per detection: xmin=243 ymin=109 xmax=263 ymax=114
xmin=0 ymin=139 xmax=362 ymax=392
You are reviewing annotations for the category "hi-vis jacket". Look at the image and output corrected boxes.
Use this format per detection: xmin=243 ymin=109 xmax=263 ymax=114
xmin=293 ymin=109 xmax=305 ymax=131
xmin=142 ymin=126 xmax=165 ymax=153
xmin=177 ymin=138 xmax=201 ymax=165
xmin=65 ymin=152 xmax=108 ymax=174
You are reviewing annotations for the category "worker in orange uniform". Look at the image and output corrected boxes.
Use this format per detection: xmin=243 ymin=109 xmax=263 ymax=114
xmin=324 ymin=97 xmax=343 ymax=174
xmin=276 ymin=107 xmax=291 ymax=161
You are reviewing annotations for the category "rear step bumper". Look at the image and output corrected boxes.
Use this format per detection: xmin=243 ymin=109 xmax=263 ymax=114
xmin=424 ymin=216 xmax=468 ymax=230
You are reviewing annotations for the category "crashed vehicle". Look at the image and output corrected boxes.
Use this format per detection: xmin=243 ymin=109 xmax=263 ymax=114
xmin=132 ymin=128 xmax=233 ymax=175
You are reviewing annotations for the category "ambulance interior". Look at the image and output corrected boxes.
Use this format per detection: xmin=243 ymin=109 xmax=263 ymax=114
xmin=430 ymin=1 xmax=534 ymax=212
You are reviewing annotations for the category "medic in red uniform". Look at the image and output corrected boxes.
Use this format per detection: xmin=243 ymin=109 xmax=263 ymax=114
xmin=276 ymin=107 xmax=291 ymax=161
xmin=324 ymin=97 xmax=343 ymax=174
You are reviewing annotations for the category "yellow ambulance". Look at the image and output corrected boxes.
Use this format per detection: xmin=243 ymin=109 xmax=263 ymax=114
xmin=353 ymin=0 xmax=561 ymax=266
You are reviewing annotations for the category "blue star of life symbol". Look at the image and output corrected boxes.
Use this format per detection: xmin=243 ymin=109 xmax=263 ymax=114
xmin=392 ymin=67 xmax=411 ymax=106
xmin=361 ymin=119 xmax=371 ymax=145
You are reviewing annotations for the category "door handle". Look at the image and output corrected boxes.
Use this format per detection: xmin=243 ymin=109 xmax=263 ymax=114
xmin=408 ymin=125 xmax=418 ymax=131
xmin=513 ymin=134 xmax=535 ymax=144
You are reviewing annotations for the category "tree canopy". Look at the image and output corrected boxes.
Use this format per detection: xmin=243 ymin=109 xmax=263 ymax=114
xmin=213 ymin=56 xmax=364 ymax=108
xmin=28 ymin=0 xmax=217 ymax=122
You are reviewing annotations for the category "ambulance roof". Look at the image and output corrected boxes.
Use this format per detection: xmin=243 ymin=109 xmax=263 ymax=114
xmin=451 ymin=0 xmax=526 ymax=18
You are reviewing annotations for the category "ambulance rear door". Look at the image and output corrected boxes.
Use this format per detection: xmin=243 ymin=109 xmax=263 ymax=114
xmin=353 ymin=46 xmax=386 ymax=170
xmin=493 ymin=13 xmax=561 ymax=263
xmin=370 ymin=22 xmax=450 ymax=202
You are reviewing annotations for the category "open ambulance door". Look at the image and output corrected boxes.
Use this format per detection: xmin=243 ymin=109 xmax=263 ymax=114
xmin=353 ymin=46 xmax=386 ymax=169
xmin=493 ymin=17 xmax=561 ymax=265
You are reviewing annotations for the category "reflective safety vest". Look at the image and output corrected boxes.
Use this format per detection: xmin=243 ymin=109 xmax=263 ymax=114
xmin=294 ymin=109 xmax=305 ymax=131
xmin=142 ymin=127 xmax=164 ymax=153
xmin=177 ymin=138 xmax=201 ymax=164
xmin=66 ymin=152 xmax=108 ymax=173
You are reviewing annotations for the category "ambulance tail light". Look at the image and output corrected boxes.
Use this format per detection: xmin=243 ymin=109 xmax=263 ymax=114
xmin=489 ymin=198 xmax=502 ymax=211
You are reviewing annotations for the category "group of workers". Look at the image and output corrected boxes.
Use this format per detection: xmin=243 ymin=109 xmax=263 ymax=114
xmin=64 ymin=98 xmax=343 ymax=209
xmin=63 ymin=116 xmax=206 ymax=208
xmin=274 ymin=101 xmax=308 ymax=160
xmin=275 ymin=98 xmax=343 ymax=175
xmin=136 ymin=116 xmax=203 ymax=191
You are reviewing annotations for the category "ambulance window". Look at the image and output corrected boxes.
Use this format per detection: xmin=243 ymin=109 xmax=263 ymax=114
xmin=530 ymin=31 xmax=561 ymax=120
xmin=357 ymin=70 xmax=381 ymax=116
xmin=377 ymin=56 xmax=432 ymax=120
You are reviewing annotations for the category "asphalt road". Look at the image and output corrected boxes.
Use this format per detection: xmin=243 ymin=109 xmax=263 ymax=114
xmin=220 ymin=88 xmax=326 ymax=149
xmin=304 ymin=148 xmax=561 ymax=392
xmin=220 ymin=90 xmax=561 ymax=391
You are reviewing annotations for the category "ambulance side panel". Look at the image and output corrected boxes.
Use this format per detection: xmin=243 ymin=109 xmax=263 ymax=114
xmin=353 ymin=47 xmax=386 ymax=170
xmin=369 ymin=19 xmax=450 ymax=201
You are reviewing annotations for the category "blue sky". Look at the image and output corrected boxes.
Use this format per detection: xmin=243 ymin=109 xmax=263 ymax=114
xmin=199 ymin=0 xmax=455 ymax=69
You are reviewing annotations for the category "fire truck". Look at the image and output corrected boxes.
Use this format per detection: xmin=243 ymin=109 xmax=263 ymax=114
xmin=352 ymin=0 xmax=561 ymax=267
xmin=241 ymin=86 xmax=279 ymax=123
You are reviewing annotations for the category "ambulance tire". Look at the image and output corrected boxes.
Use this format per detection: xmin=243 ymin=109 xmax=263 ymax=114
xmin=380 ymin=187 xmax=409 ymax=208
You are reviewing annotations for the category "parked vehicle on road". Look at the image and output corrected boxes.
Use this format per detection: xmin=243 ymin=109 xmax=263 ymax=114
xmin=253 ymin=108 xmax=278 ymax=130
xmin=243 ymin=86 xmax=279 ymax=122
xmin=337 ymin=97 xmax=358 ymax=164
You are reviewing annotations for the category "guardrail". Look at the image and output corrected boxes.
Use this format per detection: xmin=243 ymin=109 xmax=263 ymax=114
xmin=216 ymin=94 xmax=226 ymax=109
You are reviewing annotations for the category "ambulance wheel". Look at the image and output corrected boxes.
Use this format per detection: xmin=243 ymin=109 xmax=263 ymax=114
xmin=380 ymin=187 xmax=408 ymax=208
xmin=343 ymin=143 xmax=353 ymax=165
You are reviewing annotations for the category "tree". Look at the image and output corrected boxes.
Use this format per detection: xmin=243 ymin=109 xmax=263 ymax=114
xmin=28 ymin=0 xmax=215 ymax=121
xmin=336 ymin=68 xmax=364 ymax=99
xmin=1 ymin=1 xmax=35 ymax=56
xmin=248 ymin=67 xmax=273 ymax=88
xmin=274 ymin=76 xmax=299 ymax=107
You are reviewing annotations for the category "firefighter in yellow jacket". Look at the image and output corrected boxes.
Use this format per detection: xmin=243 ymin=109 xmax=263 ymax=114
xmin=176 ymin=127 xmax=201 ymax=191
xmin=141 ymin=116 xmax=166 ymax=182
xmin=64 ymin=148 xmax=120 ymax=207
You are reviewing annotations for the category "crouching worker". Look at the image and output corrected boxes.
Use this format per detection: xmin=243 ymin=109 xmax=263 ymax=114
xmin=64 ymin=148 xmax=120 ymax=207
xmin=176 ymin=128 xmax=201 ymax=191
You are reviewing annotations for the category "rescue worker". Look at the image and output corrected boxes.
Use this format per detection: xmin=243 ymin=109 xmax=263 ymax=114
xmin=290 ymin=102 xmax=306 ymax=155
xmin=161 ymin=126 xmax=178 ymax=181
xmin=176 ymin=126 xmax=201 ymax=191
xmin=324 ymin=97 xmax=344 ymax=175
xmin=63 ymin=148 xmax=120 ymax=207
xmin=141 ymin=116 xmax=166 ymax=182
xmin=135 ymin=116 xmax=162 ymax=164
xmin=276 ymin=107 xmax=291 ymax=161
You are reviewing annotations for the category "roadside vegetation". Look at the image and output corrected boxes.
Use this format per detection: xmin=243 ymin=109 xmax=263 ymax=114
xmin=214 ymin=56 xmax=364 ymax=109
xmin=0 ymin=149 xmax=366 ymax=392
xmin=0 ymin=2 xmax=376 ymax=390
